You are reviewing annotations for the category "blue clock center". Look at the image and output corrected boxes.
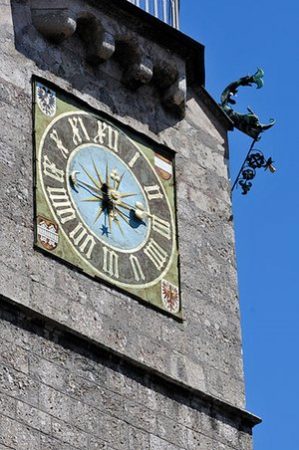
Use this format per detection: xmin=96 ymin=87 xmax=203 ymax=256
xmin=68 ymin=144 xmax=149 ymax=251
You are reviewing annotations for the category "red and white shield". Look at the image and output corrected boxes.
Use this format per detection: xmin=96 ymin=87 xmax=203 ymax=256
xmin=37 ymin=216 xmax=59 ymax=251
xmin=155 ymin=154 xmax=173 ymax=181
xmin=161 ymin=280 xmax=180 ymax=313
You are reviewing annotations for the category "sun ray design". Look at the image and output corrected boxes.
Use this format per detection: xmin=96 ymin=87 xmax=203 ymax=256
xmin=94 ymin=206 xmax=104 ymax=224
xmin=114 ymin=206 xmax=130 ymax=225
xmin=108 ymin=211 xmax=114 ymax=236
xmin=105 ymin=161 xmax=110 ymax=186
xmin=118 ymin=199 xmax=145 ymax=214
xmin=115 ymin=206 xmax=140 ymax=233
xmin=92 ymin=158 xmax=104 ymax=187
xmin=116 ymin=172 xmax=125 ymax=190
xmin=119 ymin=192 xmax=137 ymax=198
xmin=114 ymin=217 xmax=124 ymax=236
xmin=82 ymin=196 xmax=102 ymax=202
xmin=75 ymin=159 xmax=147 ymax=239
xmin=77 ymin=179 xmax=101 ymax=197
xmin=79 ymin=163 xmax=101 ymax=190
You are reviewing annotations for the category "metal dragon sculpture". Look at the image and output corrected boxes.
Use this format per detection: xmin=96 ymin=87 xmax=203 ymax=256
xmin=220 ymin=69 xmax=276 ymax=195
xmin=221 ymin=68 xmax=275 ymax=140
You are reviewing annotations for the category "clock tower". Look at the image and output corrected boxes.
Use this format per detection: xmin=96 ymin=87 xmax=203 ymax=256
xmin=0 ymin=0 xmax=260 ymax=449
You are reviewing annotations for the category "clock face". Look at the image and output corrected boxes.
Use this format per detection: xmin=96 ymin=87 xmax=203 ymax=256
xmin=34 ymin=80 xmax=181 ymax=316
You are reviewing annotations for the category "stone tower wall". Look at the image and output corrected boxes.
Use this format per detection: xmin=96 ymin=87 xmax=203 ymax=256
xmin=0 ymin=0 xmax=259 ymax=448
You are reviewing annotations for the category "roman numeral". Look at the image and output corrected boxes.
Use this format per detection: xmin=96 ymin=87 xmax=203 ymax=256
xmin=43 ymin=155 xmax=65 ymax=183
xmin=47 ymin=187 xmax=76 ymax=224
xmin=144 ymin=238 xmax=168 ymax=271
xmin=128 ymin=152 xmax=140 ymax=168
xmin=50 ymin=129 xmax=69 ymax=159
xmin=93 ymin=120 xmax=119 ymax=153
xmin=152 ymin=216 xmax=171 ymax=240
xmin=144 ymin=185 xmax=163 ymax=201
xmin=129 ymin=255 xmax=145 ymax=282
xmin=68 ymin=116 xmax=90 ymax=146
xmin=103 ymin=247 xmax=119 ymax=279
xmin=69 ymin=223 xmax=95 ymax=260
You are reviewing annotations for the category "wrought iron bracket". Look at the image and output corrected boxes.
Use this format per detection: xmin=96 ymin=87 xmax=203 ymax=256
xmin=232 ymin=139 xmax=276 ymax=195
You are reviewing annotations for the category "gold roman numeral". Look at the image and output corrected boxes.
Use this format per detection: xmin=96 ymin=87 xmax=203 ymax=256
xmin=93 ymin=120 xmax=119 ymax=153
xmin=129 ymin=254 xmax=145 ymax=282
xmin=144 ymin=238 xmax=168 ymax=271
xmin=152 ymin=216 xmax=171 ymax=240
xmin=50 ymin=129 xmax=69 ymax=159
xmin=103 ymin=247 xmax=119 ymax=279
xmin=69 ymin=223 xmax=96 ymax=259
xmin=128 ymin=152 xmax=140 ymax=168
xmin=144 ymin=185 xmax=163 ymax=201
xmin=68 ymin=116 xmax=90 ymax=146
xmin=46 ymin=187 xmax=76 ymax=224
xmin=43 ymin=155 xmax=65 ymax=183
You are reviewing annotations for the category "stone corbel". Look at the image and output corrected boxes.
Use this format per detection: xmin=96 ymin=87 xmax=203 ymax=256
xmin=122 ymin=55 xmax=154 ymax=90
xmin=115 ymin=39 xmax=153 ymax=90
xmin=154 ymin=61 xmax=178 ymax=90
xmin=30 ymin=2 xmax=115 ymax=65
xmin=30 ymin=0 xmax=77 ymax=43
xmin=76 ymin=17 xmax=115 ymax=65
xmin=30 ymin=1 xmax=186 ymax=117
xmin=162 ymin=75 xmax=187 ymax=117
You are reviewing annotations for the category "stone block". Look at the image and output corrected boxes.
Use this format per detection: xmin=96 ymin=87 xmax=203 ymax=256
xmin=0 ymin=414 xmax=40 ymax=450
xmin=0 ymin=391 xmax=17 ymax=420
xmin=16 ymin=400 xmax=52 ymax=433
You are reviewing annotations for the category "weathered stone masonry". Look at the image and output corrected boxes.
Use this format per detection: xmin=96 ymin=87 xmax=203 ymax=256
xmin=0 ymin=0 xmax=260 ymax=448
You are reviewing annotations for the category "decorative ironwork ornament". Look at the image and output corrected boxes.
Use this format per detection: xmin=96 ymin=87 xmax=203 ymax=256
xmin=232 ymin=143 xmax=276 ymax=195
xmin=221 ymin=69 xmax=276 ymax=195
xmin=221 ymin=68 xmax=275 ymax=140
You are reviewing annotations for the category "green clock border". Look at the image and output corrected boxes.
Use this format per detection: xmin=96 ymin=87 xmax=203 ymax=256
xmin=33 ymin=76 xmax=182 ymax=319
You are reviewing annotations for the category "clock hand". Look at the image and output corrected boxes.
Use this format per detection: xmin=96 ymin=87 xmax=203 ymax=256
xmin=79 ymin=163 xmax=102 ymax=190
xmin=114 ymin=206 xmax=131 ymax=227
xmin=70 ymin=170 xmax=103 ymax=197
xmin=117 ymin=200 xmax=149 ymax=221
xmin=119 ymin=192 xmax=138 ymax=198
xmin=77 ymin=179 xmax=102 ymax=197
xmin=117 ymin=197 xmax=141 ymax=210
xmin=114 ymin=205 xmax=143 ymax=234
xmin=134 ymin=202 xmax=149 ymax=221
xmin=69 ymin=171 xmax=80 ymax=192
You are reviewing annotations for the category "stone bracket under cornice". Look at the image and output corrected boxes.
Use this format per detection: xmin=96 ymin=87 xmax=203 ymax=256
xmin=30 ymin=0 xmax=188 ymax=117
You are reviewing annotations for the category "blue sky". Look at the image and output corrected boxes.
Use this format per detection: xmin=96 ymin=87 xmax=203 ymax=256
xmin=181 ymin=1 xmax=298 ymax=449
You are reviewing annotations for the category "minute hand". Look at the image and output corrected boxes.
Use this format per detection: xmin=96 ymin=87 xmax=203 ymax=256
xmin=118 ymin=200 xmax=151 ymax=221
xmin=77 ymin=179 xmax=103 ymax=197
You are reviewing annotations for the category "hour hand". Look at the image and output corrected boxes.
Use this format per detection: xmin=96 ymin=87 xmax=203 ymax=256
xmin=70 ymin=171 xmax=102 ymax=197
xmin=134 ymin=202 xmax=148 ymax=221
xmin=118 ymin=200 xmax=149 ymax=221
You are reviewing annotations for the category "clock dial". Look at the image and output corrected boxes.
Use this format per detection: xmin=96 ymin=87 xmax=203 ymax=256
xmin=34 ymin=80 xmax=181 ymax=316
xmin=68 ymin=145 xmax=150 ymax=252
xmin=38 ymin=111 xmax=174 ymax=288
